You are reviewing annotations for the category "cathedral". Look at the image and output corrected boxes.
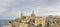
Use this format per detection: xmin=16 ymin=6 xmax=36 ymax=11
xmin=3 ymin=11 xmax=60 ymax=27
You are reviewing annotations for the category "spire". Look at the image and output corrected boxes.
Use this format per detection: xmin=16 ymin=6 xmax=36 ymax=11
xmin=21 ymin=11 xmax=23 ymax=18
xmin=31 ymin=10 xmax=35 ymax=17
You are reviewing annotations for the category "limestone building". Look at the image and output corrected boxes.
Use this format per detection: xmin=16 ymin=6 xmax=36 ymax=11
xmin=4 ymin=11 xmax=46 ymax=27
xmin=3 ymin=11 xmax=60 ymax=27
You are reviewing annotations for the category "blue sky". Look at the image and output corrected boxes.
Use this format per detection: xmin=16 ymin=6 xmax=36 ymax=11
xmin=0 ymin=0 xmax=60 ymax=20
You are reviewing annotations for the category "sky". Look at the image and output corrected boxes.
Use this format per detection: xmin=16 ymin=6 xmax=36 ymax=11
xmin=0 ymin=0 xmax=60 ymax=20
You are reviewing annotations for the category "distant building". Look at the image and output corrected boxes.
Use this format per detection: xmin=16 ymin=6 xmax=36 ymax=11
xmin=3 ymin=11 xmax=60 ymax=27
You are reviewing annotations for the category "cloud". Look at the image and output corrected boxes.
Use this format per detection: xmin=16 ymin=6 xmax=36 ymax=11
xmin=0 ymin=8 xmax=6 ymax=13
xmin=0 ymin=0 xmax=60 ymax=20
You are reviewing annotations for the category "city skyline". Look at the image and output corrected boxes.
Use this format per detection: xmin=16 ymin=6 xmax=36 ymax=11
xmin=0 ymin=0 xmax=60 ymax=20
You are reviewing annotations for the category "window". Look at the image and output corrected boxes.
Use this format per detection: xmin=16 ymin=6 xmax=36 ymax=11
xmin=39 ymin=24 xmax=42 ymax=26
xmin=53 ymin=21 xmax=54 ymax=23
xmin=19 ymin=21 xmax=22 ymax=23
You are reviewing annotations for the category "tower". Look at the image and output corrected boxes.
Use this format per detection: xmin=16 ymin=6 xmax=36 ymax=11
xmin=31 ymin=10 xmax=35 ymax=17
xmin=30 ymin=10 xmax=35 ymax=20
xmin=21 ymin=11 xmax=23 ymax=18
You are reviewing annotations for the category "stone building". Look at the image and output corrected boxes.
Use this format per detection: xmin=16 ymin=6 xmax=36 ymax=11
xmin=4 ymin=11 xmax=46 ymax=27
xmin=46 ymin=15 xmax=60 ymax=27
xmin=4 ymin=11 xmax=60 ymax=27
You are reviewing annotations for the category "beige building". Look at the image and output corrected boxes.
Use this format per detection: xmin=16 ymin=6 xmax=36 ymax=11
xmin=35 ymin=16 xmax=46 ymax=27
xmin=3 ymin=11 xmax=60 ymax=27
xmin=3 ymin=11 xmax=46 ymax=27
xmin=19 ymin=23 xmax=29 ymax=27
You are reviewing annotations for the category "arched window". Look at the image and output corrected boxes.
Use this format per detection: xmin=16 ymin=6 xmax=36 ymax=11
xmin=39 ymin=24 xmax=42 ymax=27
xmin=47 ymin=23 xmax=49 ymax=27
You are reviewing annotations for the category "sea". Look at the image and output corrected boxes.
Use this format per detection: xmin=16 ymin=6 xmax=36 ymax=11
xmin=0 ymin=20 xmax=9 ymax=27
